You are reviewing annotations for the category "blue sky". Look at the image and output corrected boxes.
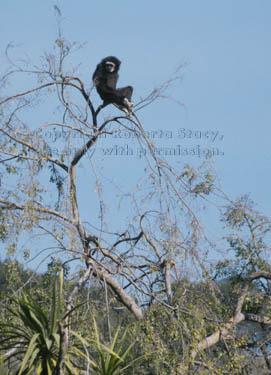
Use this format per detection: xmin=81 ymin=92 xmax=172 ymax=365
xmin=1 ymin=0 xmax=271 ymax=217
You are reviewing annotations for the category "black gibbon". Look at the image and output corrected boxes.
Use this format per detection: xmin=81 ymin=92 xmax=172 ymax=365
xmin=92 ymin=56 xmax=133 ymax=115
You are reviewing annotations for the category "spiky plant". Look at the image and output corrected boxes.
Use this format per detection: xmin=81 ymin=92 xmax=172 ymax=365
xmin=0 ymin=271 xmax=87 ymax=375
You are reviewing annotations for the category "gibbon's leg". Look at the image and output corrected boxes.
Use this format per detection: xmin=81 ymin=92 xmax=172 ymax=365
xmin=119 ymin=86 xmax=133 ymax=101
xmin=113 ymin=103 xmax=132 ymax=116
xmin=116 ymin=86 xmax=134 ymax=114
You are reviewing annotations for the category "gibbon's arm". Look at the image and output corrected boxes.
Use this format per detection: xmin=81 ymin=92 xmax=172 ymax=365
xmin=106 ymin=74 xmax=118 ymax=90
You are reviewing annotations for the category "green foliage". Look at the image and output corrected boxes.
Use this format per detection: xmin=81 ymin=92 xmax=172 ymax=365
xmin=88 ymin=318 xmax=147 ymax=375
xmin=0 ymin=209 xmax=8 ymax=242
xmin=0 ymin=271 xmax=86 ymax=374
xmin=181 ymin=166 xmax=214 ymax=196
xmin=0 ymin=358 xmax=10 ymax=375
xmin=220 ymin=195 xmax=271 ymax=276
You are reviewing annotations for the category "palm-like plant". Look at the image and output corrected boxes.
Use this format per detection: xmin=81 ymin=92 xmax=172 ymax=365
xmin=0 ymin=271 xmax=86 ymax=375
xmin=88 ymin=319 xmax=146 ymax=375
xmin=0 ymin=271 xmax=148 ymax=375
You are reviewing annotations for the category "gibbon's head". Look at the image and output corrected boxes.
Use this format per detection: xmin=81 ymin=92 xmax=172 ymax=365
xmin=101 ymin=56 xmax=121 ymax=73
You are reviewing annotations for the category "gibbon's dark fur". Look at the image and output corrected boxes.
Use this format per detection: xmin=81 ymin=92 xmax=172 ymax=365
xmin=92 ymin=56 xmax=133 ymax=113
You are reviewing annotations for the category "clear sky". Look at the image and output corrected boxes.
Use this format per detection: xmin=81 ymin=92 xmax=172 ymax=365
xmin=1 ymin=0 xmax=271 ymax=217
